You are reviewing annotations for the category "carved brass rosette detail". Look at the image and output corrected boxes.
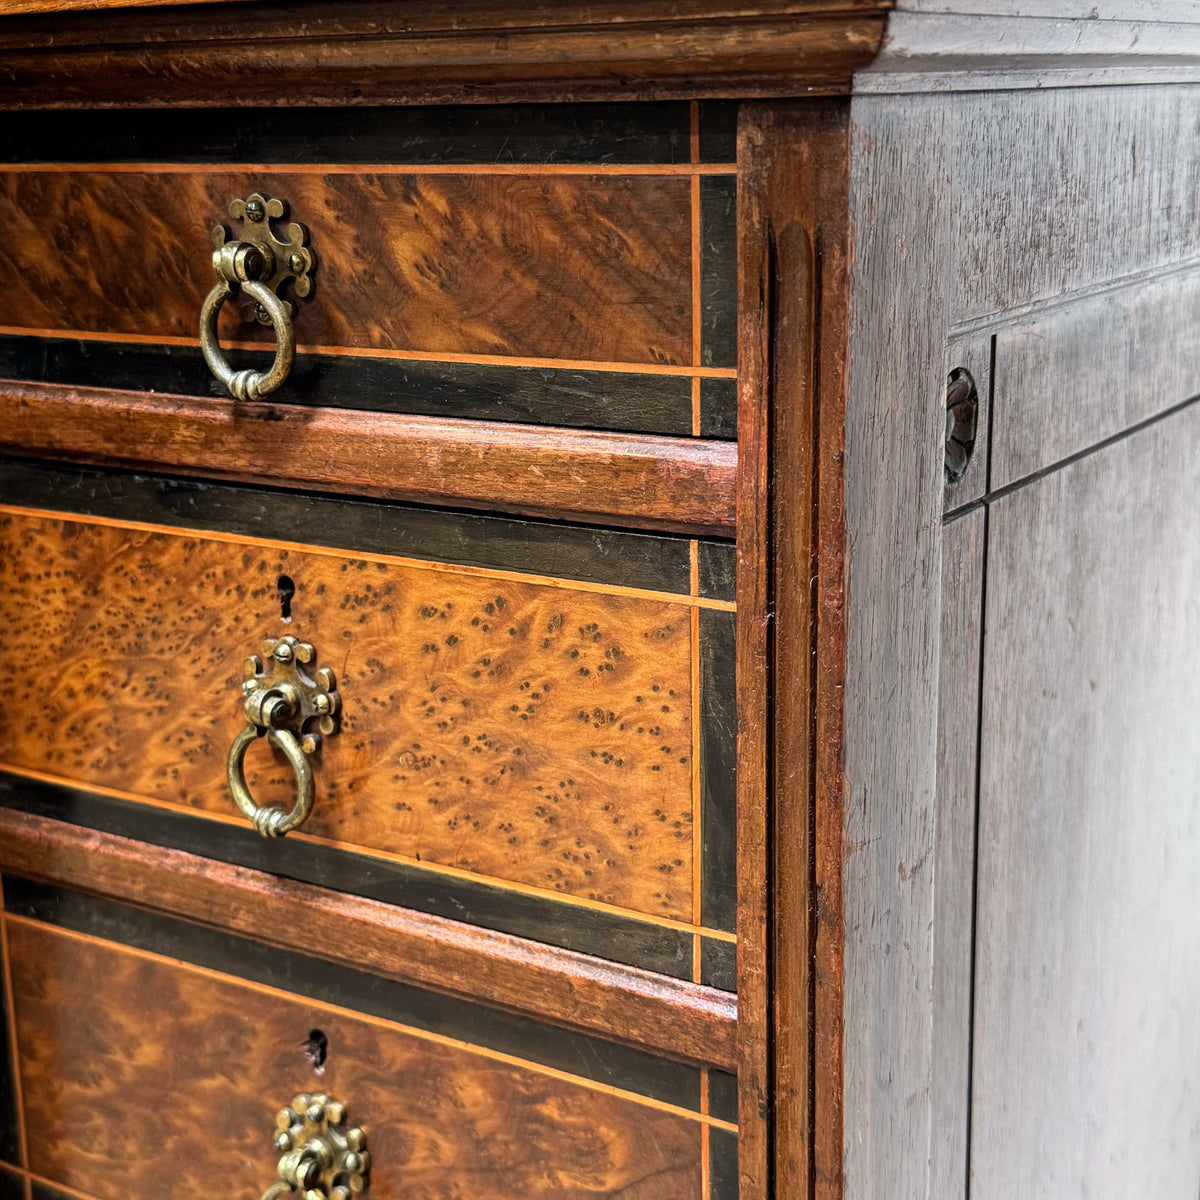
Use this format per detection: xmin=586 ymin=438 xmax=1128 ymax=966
xmin=262 ymin=1093 xmax=369 ymax=1200
xmin=226 ymin=635 xmax=341 ymax=838
xmin=212 ymin=193 xmax=315 ymax=326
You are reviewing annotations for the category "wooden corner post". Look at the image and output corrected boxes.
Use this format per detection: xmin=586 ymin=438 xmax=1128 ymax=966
xmin=737 ymin=100 xmax=851 ymax=1200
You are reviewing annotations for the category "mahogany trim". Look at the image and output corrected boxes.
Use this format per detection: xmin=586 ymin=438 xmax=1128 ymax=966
xmin=0 ymin=380 xmax=737 ymax=536
xmin=0 ymin=1 xmax=889 ymax=108
xmin=0 ymin=808 xmax=738 ymax=1072
xmin=736 ymin=101 xmax=851 ymax=1200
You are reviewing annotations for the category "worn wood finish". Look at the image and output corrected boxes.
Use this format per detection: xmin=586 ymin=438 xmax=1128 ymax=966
xmin=945 ymin=86 xmax=1200 ymax=326
xmin=0 ymin=171 xmax=692 ymax=367
xmin=0 ymin=384 xmax=737 ymax=536
xmin=842 ymin=92 xmax=951 ymax=1200
xmin=930 ymin=509 xmax=984 ymax=1200
xmin=736 ymin=100 xmax=852 ymax=1200
xmin=990 ymin=266 xmax=1200 ymax=489
xmin=8 ymin=919 xmax=706 ymax=1200
xmin=0 ymin=2 xmax=888 ymax=108
xmin=0 ymin=810 xmax=736 ymax=1071
xmin=0 ymin=509 xmax=703 ymax=921
xmin=858 ymin=12 xmax=1200 ymax=92
xmin=971 ymin=408 xmax=1200 ymax=1199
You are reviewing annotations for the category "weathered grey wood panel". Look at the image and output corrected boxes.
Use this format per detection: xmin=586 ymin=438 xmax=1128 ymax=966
xmin=948 ymin=86 xmax=1200 ymax=324
xmin=991 ymin=266 xmax=1200 ymax=489
xmin=932 ymin=508 xmax=984 ymax=1200
xmin=843 ymin=91 xmax=951 ymax=1200
xmin=972 ymin=406 xmax=1200 ymax=1198
xmin=856 ymin=16 xmax=1200 ymax=92
xmin=897 ymin=1 xmax=1199 ymax=18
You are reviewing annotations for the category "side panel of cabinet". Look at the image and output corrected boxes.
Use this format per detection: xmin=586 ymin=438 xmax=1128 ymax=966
xmin=970 ymin=405 xmax=1200 ymax=1198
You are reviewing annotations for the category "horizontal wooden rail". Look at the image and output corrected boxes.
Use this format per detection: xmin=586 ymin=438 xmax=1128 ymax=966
xmin=0 ymin=381 xmax=736 ymax=535
xmin=0 ymin=2 xmax=887 ymax=107
xmin=0 ymin=809 xmax=737 ymax=1071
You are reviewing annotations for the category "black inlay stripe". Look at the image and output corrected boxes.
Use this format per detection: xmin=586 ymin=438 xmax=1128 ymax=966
xmin=0 ymin=933 xmax=19 ymax=1169
xmin=709 ymin=1127 xmax=739 ymax=1200
xmin=0 ymin=1167 xmax=21 ymax=1200
xmin=0 ymin=457 xmax=709 ymax=598
xmin=699 ymin=175 xmax=737 ymax=371
xmin=0 ymin=776 xmax=696 ymax=982
xmin=700 ymin=377 xmax=738 ymax=441
xmin=708 ymin=1069 xmax=738 ymax=1126
xmin=697 ymin=539 xmax=737 ymax=603
xmin=700 ymin=938 xmax=736 ymax=994
xmin=700 ymin=609 xmax=737 ymax=934
xmin=0 ymin=336 xmax=701 ymax=438
xmin=697 ymin=103 xmax=739 ymax=166
xmin=4 ymin=878 xmax=701 ymax=1113
xmin=0 ymin=104 xmax=703 ymax=166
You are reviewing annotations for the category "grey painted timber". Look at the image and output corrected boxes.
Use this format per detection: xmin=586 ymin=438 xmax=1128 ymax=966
xmin=991 ymin=265 xmax=1200 ymax=489
xmin=972 ymin=404 xmax=1200 ymax=1198
xmin=932 ymin=508 xmax=985 ymax=1200
xmin=843 ymin=90 xmax=952 ymax=1200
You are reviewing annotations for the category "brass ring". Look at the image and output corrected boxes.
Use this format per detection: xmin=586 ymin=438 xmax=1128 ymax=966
xmin=226 ymin=724 xmax=314 ymax=837
xmin=200 ymin=277 xmax=295 ymax=401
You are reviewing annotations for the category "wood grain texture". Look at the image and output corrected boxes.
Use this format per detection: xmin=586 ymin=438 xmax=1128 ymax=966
xmin=945 ymin=86 xmax=1200 ymax=325
xmin=0 ymin=810 xmax=736 ymax=1070
xmin=0 ymin=170 xmax=691 ymax=367
xmin=0 ymin=510 xmax=699 ymax=920
xmin=0 ymin=3 xmax=888 ymax=107
xmin=857 ymin=12 xmax=1200 ymax=92
xmin=972 ymin=404 xmax=1200 ymax=1198
xmin=0 ymin=384 xmax=737 ymax=536
xmin=930 ymin=509 xmax=983 ymax=1200
xmin=991 ymin=266 xmax=1200 ymax=489
xmin=842 ymin=91 xmax=952 ymax=1200
xmin=7 ymin=919 xmax=705 ymax=1200
xmin=735 ymin=100 xmax=852 ymax=1200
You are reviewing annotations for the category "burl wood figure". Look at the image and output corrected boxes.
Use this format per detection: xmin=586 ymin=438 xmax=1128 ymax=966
xmin=0 ymin=6 xmax=1197 ymax=1200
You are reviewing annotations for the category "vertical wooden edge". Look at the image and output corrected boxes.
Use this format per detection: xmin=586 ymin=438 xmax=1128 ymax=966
xmin=736 ymin=100 xmax=852 ymax=1200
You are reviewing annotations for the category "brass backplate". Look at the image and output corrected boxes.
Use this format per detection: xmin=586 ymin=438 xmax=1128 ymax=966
xmin=212 ymin=193 xmax=315 ymax=325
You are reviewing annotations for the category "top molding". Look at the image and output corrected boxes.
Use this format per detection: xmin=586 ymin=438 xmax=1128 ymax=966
xmin=0 ymin=0 xmax=891 ymax=108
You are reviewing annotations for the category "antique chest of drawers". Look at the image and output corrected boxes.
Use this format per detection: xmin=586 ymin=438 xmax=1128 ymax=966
xmin=1 ymin=5 xmax=1200 ymax=1200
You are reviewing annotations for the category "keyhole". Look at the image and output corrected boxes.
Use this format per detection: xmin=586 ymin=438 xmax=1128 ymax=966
xmin=301 ymin=1028 xmax=328 ymax=1074
xmin=277 ymin=575 xmax=295 ymax=623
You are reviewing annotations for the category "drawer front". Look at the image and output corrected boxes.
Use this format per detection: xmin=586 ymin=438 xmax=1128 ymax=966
xmin=0 ymin=459 xmax=736 ymax=986
xmin=0 ymin=878 xmax=737 ymax=1200
xmin=0 ymin=104 xmax=736 ymax=438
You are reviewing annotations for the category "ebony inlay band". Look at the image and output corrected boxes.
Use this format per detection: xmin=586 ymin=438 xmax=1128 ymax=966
xmin=0 ymin=776 xmax=735 ymax=989
xmin=0 ymin=103 xmax=738 ymax=166
xmin=0 ymin=457 xmax=741 ymax=601
xmin=4 ymin=877 xmax=707 ymax=1112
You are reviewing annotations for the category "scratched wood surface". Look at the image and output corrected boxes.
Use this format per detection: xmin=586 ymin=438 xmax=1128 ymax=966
xmin=7 ymin=919 xmax=704 ymax=1200
xmin=0 ymin=170 xmax=691 ymax=366
xmin=0 ymin=510 xmax=698 ymax=920
xmin=971 ymin=406 xmax=1200 ymax=1199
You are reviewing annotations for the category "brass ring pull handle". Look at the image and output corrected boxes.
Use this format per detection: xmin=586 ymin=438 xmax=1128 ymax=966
xmin=227 ymin=636 xmax=340 ymax=839
xmin=200 ymin=193 xmax=314 ymax=401
xmin=201 ymin=275 xmax=294 ymax=401
xmin=262 ymin=1093 xmax=369 ymax=1200
xmin=227 ymin=724 xmax=314 ymax=837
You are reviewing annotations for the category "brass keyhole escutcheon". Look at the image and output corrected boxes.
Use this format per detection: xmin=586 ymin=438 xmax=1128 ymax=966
xmin=200 ymin=193 xmax=315 ymax=401
xmin=226 ymin=635 xmax=341 ymax=838
xmin=262 ymin=1094 xmax=369 ymax=1200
